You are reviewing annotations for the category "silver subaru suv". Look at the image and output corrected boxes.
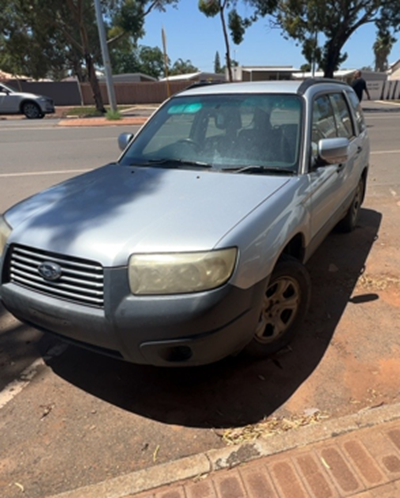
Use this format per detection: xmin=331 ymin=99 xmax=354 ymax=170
xmin=0 ymin=79 xmax=369 ymax=366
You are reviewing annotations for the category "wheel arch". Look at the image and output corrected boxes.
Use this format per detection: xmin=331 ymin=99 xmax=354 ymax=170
xmin=19 ymin=99 xmax=38 ymax=113
xmin=279 ymin=232 xmax=306 ymax=264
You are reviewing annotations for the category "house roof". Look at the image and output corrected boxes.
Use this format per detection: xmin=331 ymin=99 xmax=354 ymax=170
xmin=389 ymin=58 xmax=400 ymax=72
xmin=0 ymin=70 xmax=29 ymax=80
xmin=241 ymin=66 xmax=300 ymax=73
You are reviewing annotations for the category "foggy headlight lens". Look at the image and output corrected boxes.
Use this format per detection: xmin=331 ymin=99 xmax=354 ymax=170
xmin=0 ymin=216 xmax=12 ymax=258
xmin=128 ymin=248 xmax=237 ymax=295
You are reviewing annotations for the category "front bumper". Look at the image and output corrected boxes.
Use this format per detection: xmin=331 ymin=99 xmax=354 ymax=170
xmin=0 ymin=266 xmax=267 ymax=367
xmin=38 ymin=99 xmax=55 ymax=114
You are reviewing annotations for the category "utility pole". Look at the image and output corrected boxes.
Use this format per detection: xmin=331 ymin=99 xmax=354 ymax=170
xmin=162 ymin=27 xmax=171 ymax=98
xmin=93 ymin=0 xmax=117 ymax=112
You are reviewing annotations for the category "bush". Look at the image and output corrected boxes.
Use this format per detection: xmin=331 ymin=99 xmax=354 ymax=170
xmin=105 ymin=109 xmax=122 ymax=120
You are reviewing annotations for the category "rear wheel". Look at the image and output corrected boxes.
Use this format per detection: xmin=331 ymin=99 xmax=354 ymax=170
xmin=244 ymin=255 xmax=311 ymax=358
xmin=22 ymin=102 xmax=44 ymax=119
xmin=337 ymin=177 xmax=365 ymax=232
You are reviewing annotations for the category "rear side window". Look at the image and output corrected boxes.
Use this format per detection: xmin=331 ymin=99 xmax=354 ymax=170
xmin=312 ymin=93 xmax=355 ymax=141
xmin=346 ymin=90 xmax=366 ymax=133
xmin=329 ymin=93 xmax=354 ymax=138
xmin=312 ymin=95 xmax=336 ymax=141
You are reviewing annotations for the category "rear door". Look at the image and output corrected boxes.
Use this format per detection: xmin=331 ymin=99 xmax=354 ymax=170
xmin=307 ymin=91 xmax=358 ymax=244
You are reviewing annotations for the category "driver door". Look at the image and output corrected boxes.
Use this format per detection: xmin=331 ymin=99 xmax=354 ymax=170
xmin=0 ymin=86 xmax=18 ymax=113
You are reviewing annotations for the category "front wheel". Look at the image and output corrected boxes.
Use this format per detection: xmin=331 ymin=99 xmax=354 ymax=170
xmin=244 ymin=255 xmax=311 ymax=358
xmin=22 ymin=102 xmax=44 ymax=119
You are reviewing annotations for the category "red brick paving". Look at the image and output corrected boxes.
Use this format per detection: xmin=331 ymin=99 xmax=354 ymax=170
xmin=131 ymin=419 xmax=400 ymax=497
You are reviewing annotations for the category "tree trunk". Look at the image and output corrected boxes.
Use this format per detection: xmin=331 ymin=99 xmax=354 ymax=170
xmin=220 ymin=7 xmax=233 ymax=82
xmin=79 ymin=13 xmax=105 ymax=113
xmin=322 ymin=41 xmax=343 ymax=78
xmin=84 ymin=52 xmax=105 ymax=113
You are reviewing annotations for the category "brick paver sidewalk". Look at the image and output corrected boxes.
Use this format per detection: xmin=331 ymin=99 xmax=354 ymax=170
xmin=132 ymin=419 xmax=400 ymax=498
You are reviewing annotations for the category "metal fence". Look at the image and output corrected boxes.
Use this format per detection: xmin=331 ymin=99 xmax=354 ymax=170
xmin=79 ymin=81 xmax=192 ymax=105
xmin=4 ymin=78 xmax=400 ymax=107
xmin=6 ymin=80 xmax=82 ymax=106
xmin=4 ymin=79 xmax=194 ymax=106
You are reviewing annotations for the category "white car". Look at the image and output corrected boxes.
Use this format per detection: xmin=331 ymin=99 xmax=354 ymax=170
xmin=0 ymin=82 xmax=55 ymax=119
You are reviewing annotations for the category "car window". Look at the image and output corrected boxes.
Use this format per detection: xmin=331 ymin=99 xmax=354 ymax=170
xmin=120 ymin=94 xmax=303 ymax=172
xmin=141 ymin=111 xmax=198 ymax=156
xmin=312 ymin=95 xmax=336 ymax=141
xmin=346 ymin=90 xmax=366 ymax=134
xmin=0 ymin=83 xmax=16 ymax=93
xmin=329 ymin=93 xmax=354 ymax=139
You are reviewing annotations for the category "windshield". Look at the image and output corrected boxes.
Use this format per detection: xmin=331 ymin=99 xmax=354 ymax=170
xmin=0 ymin=83 xmax=17 ymax=93
xmin=119 ymin=93 xmax=303 ymax=173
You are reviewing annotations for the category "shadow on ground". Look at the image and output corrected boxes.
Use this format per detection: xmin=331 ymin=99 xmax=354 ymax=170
xmin=44 ymin=208 xmax=382 ymax=429
xmin=0 ymin=301 xmax=59 ymax=390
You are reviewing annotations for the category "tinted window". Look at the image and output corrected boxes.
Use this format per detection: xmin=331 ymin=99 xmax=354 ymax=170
xmin=346 ymin=90 xmax=366 ymax=133
xmin=312 ymin=95 xmax=336 ymax=141
xmin=329 ymin=93 xmax=354 ymax=138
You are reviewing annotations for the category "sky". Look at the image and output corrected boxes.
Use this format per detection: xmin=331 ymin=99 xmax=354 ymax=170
xmin=140 ymin=2 xmax=400 ymax=73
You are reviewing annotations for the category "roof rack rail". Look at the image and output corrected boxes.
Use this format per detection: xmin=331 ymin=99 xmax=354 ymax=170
xmin=184 ymin=80 xmax=224 ymax=90
xmin=297 ymin=77 xmax=349 ymax=95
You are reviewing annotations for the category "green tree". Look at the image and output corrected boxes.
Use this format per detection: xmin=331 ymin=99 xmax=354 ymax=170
xmin=169 ymin=58 xmax=199 ymax=75
xmin=198 ymin=1 xmax=253 ymax=81
xmin=0 ymin=0 xmax=179 ymax=112
xmin=199 ymin=0 xmax=233 ymax=81
xmin=249 ymin=0 xmax=400 ymax=78
xmin=373 ymin=26 xmax=396 ymax=72
xmin=137 ymin=46 xmax=166 ymax=77
xmin=214 ymin=51 xmax=222 ymax=73
xmin=300 ymin=63 xmax=311 ymax=72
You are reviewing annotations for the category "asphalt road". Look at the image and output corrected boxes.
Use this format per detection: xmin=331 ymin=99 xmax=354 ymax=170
xmin=0 ymin=104 xmax=400 ymax=498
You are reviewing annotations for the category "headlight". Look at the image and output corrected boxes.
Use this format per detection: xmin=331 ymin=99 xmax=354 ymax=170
xmin=128 ymin=248 xmax=237 ymax=295
xmin=0 ymin=215 xmax=12 ymax=258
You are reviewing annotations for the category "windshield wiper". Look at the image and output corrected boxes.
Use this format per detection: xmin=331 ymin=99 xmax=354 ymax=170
xmin=222 ymin=165 xmax=296 ymax=175
xmin=133 ymin=158 xmax=213 ymax=168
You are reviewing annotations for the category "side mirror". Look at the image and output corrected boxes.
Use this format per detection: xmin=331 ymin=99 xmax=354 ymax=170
xmin=318 ymin=137 xmax=349 ymax=165
xmin=118 ymin=132 xmax=134 ymax=151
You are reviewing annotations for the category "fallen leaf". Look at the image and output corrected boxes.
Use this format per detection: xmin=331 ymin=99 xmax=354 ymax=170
xmin=153 ymin=445 xmax=160 ymax=462
xmin=321 ymin=457 xmax=330 ymax=469
xmin=14 ymin=482 xmax=24 ymax=492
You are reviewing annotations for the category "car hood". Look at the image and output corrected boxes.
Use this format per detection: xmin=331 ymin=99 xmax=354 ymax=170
xmin=5 ymin=164 xmax=290 ymax=267
xmin=13 ymin=92 xmax=49 ymax=100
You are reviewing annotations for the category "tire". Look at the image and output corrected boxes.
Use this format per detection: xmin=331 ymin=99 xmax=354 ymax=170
xmin=22 ymin=102 xmax=44 ymax=119
xmin=337 ymin=177 xmax=365 ymax=233
xmin=244 ymin=255 xmax=311 ymax=358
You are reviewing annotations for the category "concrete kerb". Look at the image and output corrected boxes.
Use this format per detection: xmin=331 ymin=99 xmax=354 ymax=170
xmin=57 ymin=104 xmax=158 ymax=127
xmin=374 ymin=100 xmax=400 ymax=106
xmin=45 ymin=400 xmax=400 ymax=498
xmin=58 ymin=116 xmax=148 ymax=127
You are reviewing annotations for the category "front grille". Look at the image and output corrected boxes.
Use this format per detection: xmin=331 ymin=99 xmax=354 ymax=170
xmin=6 ymin=245 xmax=104 ymax=307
